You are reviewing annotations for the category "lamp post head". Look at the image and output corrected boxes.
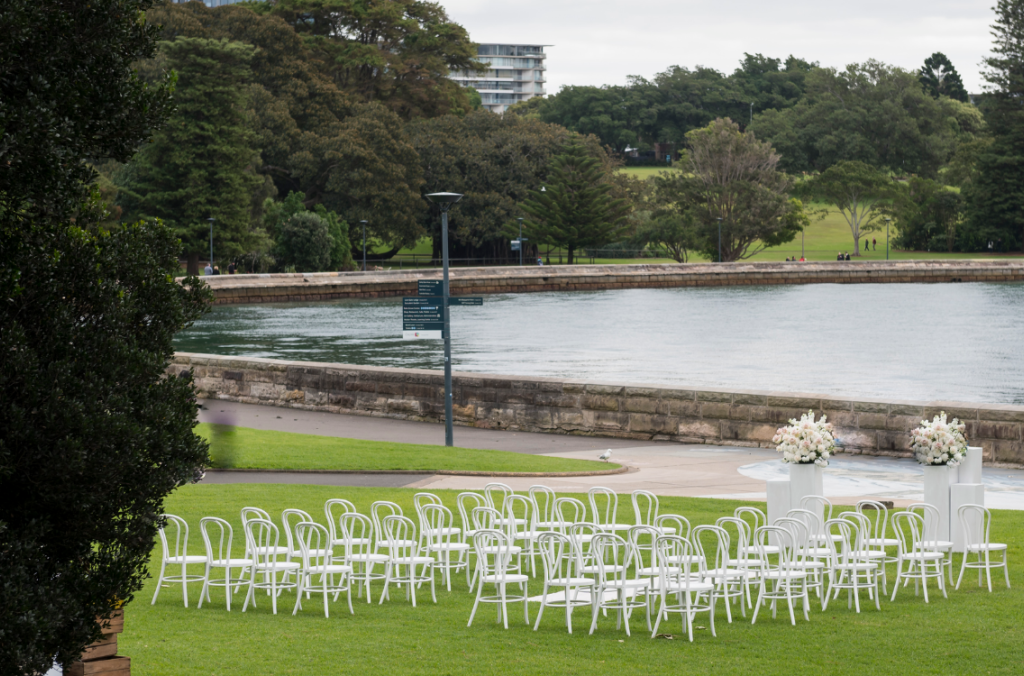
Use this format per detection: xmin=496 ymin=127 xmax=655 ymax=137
xmin=359 ymin=220 xmax=368 ymax=224
xmin=426 ymin=192 xmax=463 ymax=212
xmin=207 ymin=217 xmax=215 ymax=222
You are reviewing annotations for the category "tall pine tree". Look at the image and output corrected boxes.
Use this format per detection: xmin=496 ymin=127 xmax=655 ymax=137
xmin=966 ymin=0 xmax=1024 ymax=252
xmin=919 ymin=52 xmax=969 ymax=102
xmin=521 ymin=141 xmax=630 ymax=264
xmin=118 ymin=37 xmax=268 ymax=273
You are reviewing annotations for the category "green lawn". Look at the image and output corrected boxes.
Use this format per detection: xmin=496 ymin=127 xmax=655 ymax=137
xmin=122 ymin=484 xmax=1023 ymax=675
xmin=197 ymin=423 xmax=617 ymax=473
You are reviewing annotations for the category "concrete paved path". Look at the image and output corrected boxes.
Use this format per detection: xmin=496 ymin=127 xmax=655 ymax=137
xmin=197 ymin=399 xmax=1024 ymax=508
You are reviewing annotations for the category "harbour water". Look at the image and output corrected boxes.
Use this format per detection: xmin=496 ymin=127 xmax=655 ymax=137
xmin=174 ymin=282 xmax=1024 ymax=405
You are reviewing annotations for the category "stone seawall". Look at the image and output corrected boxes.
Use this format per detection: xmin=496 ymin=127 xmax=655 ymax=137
xmin=173 ymin=353 xmax=1024 ymax=466
xmin=201 ymin=260 xmax=1024 ymax=305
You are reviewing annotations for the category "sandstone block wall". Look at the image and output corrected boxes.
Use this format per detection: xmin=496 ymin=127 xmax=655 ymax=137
xmin=199 ymin=260 xmax=1024 ymax=305
xmin=174 ymin=353 xmax=1024 ymax=466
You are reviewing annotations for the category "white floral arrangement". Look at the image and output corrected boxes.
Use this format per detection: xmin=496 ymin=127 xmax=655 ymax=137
xmin=772 ymin=410 xmax=836 ymax=466
xmin=909 ymin=411 xmax=967 ymax=466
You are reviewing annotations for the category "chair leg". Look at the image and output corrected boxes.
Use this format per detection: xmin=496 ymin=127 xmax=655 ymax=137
xmin=751 ymin=582 xmax=764 ymax=625
xmin=1004 ymin=552 xmax=1011 ymax=589
xmin=467 ymin=580 xmax=484 ymax=627
xmin=151 ymin=560 xmax=167 ymax=605
xmin=181 ymin=562 xmax=189 ymax=608
xmin=499 ymin=584 xmax=509 ymax=630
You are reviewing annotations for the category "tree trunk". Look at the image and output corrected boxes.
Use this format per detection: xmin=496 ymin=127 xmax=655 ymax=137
xmin=567 ymin=247 xmax=574 ymax=265
xmin=186 ymin=251 xmax=199 ymax=276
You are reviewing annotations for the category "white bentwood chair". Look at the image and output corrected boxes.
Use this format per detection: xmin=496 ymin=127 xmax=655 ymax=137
xmin=152 ymin=514 xmax=208 ymax=608
xmin=955 ymin=504 xmax=1010 ymax=592
xmin=890 ymin=511 xmax=947 ymax=603
xmin=532 ymin=531 xmax=595 ymax=634
xmin=468 ymin=529 xmax=530 ymax=629
xmin=198 ymin=516 xmax=252 ymax=611
xmin=292 ymin=521 xmax=354 ymax=618
xmin=241 ymin=519 xmax=301 ymax=615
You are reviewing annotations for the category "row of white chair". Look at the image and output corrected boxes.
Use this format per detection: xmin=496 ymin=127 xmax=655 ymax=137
xmin=150 ymin=488 xmax=1008 ymax=633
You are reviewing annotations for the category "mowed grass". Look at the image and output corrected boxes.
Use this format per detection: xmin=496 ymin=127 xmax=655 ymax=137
xmin=197 ymin=423 xmax=616 ymax=473
xmin=122 ymin=484 xmax=1024 ymax=676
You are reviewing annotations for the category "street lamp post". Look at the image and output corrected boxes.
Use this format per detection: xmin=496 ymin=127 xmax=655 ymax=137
xmin=717 ymin=217 xmax=723 ymax=263
xmin=885 ymin=217 xmax=891 ymax=260
xmin=750 ymin=102 xmax=754 ymax=124
xmin=207 ymin=217 xmax=214 ymax=273
xmin=359 ymin=220 xmax=368 ymax=271
xmin=425 ymin=192 xmax=463 ymax=447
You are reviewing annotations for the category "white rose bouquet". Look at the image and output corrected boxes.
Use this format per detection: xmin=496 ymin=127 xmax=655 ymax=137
xmin=772 ymin=410 xmax=836 ymax=466
xmin=909 ymin=411 xmax=967 ymax=466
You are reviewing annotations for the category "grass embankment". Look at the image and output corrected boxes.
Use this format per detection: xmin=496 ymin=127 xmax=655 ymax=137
xmin=126 ymin=484 xmax=1022 ymax=675
xmin=198 ymin=423 xmax=617 ymax=473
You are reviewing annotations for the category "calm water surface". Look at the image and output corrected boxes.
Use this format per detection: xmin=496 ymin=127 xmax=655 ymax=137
xmin=174 ymin=283 xmax=1024 ymax=405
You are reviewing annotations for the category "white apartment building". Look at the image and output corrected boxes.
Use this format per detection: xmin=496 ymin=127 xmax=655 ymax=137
xmin=451 ymin=44 xmax=549 ymax=114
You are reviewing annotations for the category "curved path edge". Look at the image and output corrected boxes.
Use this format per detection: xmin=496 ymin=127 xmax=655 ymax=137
xmin=203 ymin=465 xmax=629 ymax=478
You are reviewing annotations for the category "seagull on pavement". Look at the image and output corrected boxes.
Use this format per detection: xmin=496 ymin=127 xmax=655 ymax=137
xmin=599 ymin=449 xmax=612 ymax=462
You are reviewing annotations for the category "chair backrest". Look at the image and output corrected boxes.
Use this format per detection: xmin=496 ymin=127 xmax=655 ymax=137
xmin=890 ymin=511 xmax=927 ymax=555
xmin=799 ymin=494 xmax=833 ymax=527
xmin=295 ymin=521 xmax=332 ymax=570
xmin=774 ymin=517 xmax=812 ymax=563
xmin=590 ymin=533 xmax=633 ymax=584
xmin=855 ymin=500 xmax=892 ymax=546
xmin=241 ymin=506 xmax=271 ymax=526
xmin=456 ymin=492 xmax=486 ymax=536
xmin=654 ymin=535 xmax=702 ymax=590
xmin=907 ymin=503 xmax=942 ymax=543
xmin=381 ymin=515 xmax=419 ymax=558
xmin=631 ymin=490 xmax=661 ymax=527
xmin=504 ymin=494 xmax=534 ymax=537
xmin=957 ymin=503 xmax=990 ymax=548
xmin=422 ymin=504 xmax=458 ymax=549
xmin=157 ymin=514 xmax=190 ymax=562
xmin=715 ymin=516 xmax=753 ymax=564
xmin=752 ymin=526 xmax=797 ymax=573
xmin=823 ymin=518 xmax=857 ymax=568
xmin=282 ymin=508 xmax=314 ymax=555
xmin=340 ymin=512 xmax=376 ymax=557
xmin=371 ymin=501 xmax=402 ymax=546
xmin=553 ymin=497 xmax=589 ymax=534
xmin=471 ymin=506 xmax=503 ymax=534
xmin=484 ymin=482 xmax=513 ymax=510
xmin=413 ymin=493 xmax=443 ymax=525
xmin=473 ymin=529 xmax=517 ymax=583
xmin=200 ymin=516 xmax=234 ymax=564
xmin=839 ymin=511 xmax=872 ymax=553
xmin=244 ymin=518 xmax=283 ymax=567
xmin=627 ymin=524 xmax=660 ymax=568
xmin=325 ymin=499 xmax=358 ymax=544
xmin=691 ymin=524 xmax=730 ymax=574
xmin=536 ymin=531 xmax=577 ymax=582
xmin=786 ymin=507 xmax=823 ymax=545
xmin=529 ymin=485 xmax=558 ymax=528
xmin=655 ymin=513 xmax=691 ymax=540
xmin=735 ymin=506 xmax=767 ymax=532
xmin=587 ymin=487 xmax=619 ymax=529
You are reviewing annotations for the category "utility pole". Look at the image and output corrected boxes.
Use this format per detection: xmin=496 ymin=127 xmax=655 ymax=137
xmin=517 ymin=217 xmax=525 ymax=266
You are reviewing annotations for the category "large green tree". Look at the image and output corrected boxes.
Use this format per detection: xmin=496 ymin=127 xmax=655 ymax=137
xmin=797 ymin=160 xmax=895 ymax=256
xmin=888 ymin=178 xmax=967 ymax=252
xmin=118 ymin=37 xmax=270 ymax=274
xmin=147 ymin=2 xmax=427 ymax=256
xmin=407 ymin=111 xmax=590 ymax=261
xmin=521 ymin=141 xmax=631 ymax=264
xmin=264 ymin=0 xmax=483 ymax=119
xmin=654 ymin=118 xmax=805 ymax=261
xmin=919 ymin=52 xmax=970 ymax=102
xmin=749 ymin=61 xmax=958 ymax=176
xmin=965 ymin=0 xmax=1024 ymax=252
xmin=0 ymin=1 xmax=209 ymax=674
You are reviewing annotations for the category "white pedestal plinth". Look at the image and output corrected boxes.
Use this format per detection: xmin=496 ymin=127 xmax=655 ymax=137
xmin=950 ymin=483 xmax=984 ymax=553
xmin=922 ymin=464 xmax=959 ymax=541
xmin=767 ymin=480 xmax=791 ymax=526
xmin=789 ymin=463 xmax=824 ymax=521
xmin=962 ymin=446 xmax=983 ymax=484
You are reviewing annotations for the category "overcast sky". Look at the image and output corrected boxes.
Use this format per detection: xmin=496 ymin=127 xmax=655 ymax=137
xmin=440 ymin=0 xmax=996 ymax=94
